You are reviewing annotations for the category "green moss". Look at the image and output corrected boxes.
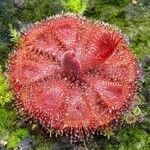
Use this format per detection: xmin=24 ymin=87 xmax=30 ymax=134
xmin=0 ymin=108 xmax=16 ymax=129
xmin=85 ymin=0 xmax=127 ymax=21
xmin=99 ymin=0 xmax=130 ymax=7
xmin=104 ymin=128 xmax=150 ymax=150
xmin=0 ymin=128 xmax=9 ymax=143
xmin=9 ymin=24 xmax=21 ymax=44
xmin=15 ymin=0 xmax=63 ymax=22
xmin=0 ymin=108 xmax=31 ymax=149
xmin=0 ymin=108 xmax=16 ymax=148
xmin=61 ymin=0 xmax=88 ymax=15
xmin=118 ymin=128 xmax=150 ymax=150
xmin=0 ymin=69 xmax=13 ymax=107
xmin=36 ymin=141 xmax=53 ymax=150
xmin=7 ymin=129 xmax=30 ymax=149
xmin=125 ymin=9 xmax=150 ymax=58
xmin=0 ymin=43 xmax=12 ymax=68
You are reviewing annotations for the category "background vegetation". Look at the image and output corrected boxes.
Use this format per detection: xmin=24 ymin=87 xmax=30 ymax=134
xmin=0 ymin=0 xmax=150 ymax=149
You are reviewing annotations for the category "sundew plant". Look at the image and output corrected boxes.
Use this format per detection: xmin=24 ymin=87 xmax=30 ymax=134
xmin=0 ymin=0 xmax=150 ymax=149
